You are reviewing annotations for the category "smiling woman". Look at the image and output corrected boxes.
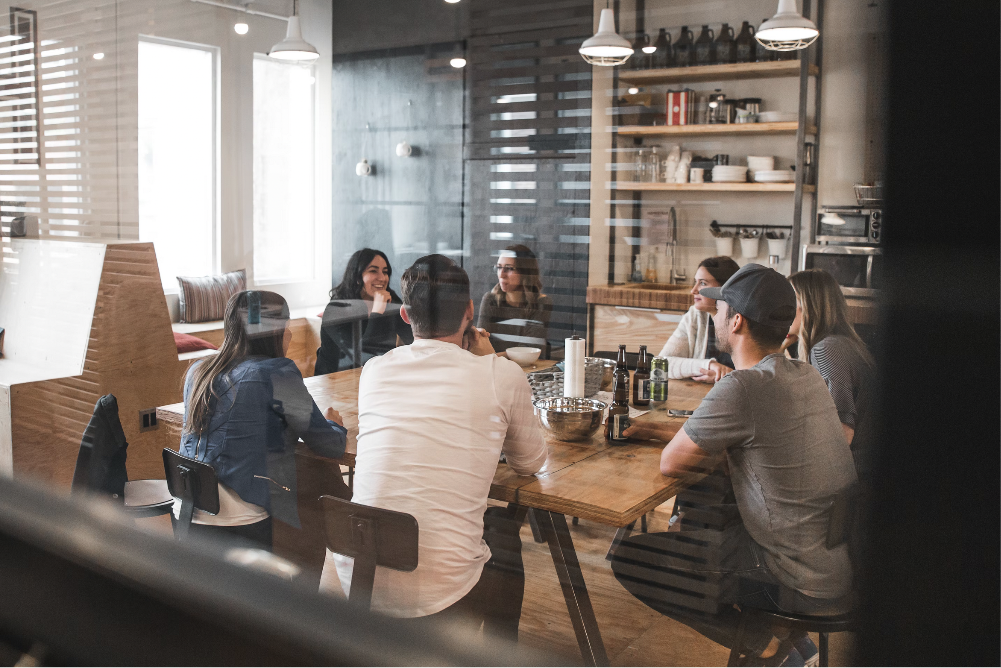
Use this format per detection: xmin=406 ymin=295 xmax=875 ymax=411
xmin=314 ymin=248 xmax=414 ymax=374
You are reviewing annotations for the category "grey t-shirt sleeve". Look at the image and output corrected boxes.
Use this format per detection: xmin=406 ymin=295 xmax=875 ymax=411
xmin=682 ymin=374 xmax=753 ymax=455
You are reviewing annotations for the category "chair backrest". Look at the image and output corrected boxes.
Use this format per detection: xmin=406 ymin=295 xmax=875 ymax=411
xmin=71 ymin=394 xmax=129 ymax=500
xmin=319 ymin=495 xmax=418 ymax=609
xmin=163 ymin=448 xmax=220 ymax=515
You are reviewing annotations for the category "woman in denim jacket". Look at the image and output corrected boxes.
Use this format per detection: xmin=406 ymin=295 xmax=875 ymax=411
xmin=179 ymin=290 xmax=348 ymax=549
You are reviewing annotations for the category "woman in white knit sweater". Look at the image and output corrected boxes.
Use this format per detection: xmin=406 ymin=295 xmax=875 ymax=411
xmin=657 ymin=256 xmax=741 ymax=382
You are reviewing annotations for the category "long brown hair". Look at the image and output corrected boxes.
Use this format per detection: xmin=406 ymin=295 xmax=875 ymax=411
xmin=184 ymin=290 xmax=290 ymax=437
xmin=788 ymin=269 xmax=874 ymax=367
xmin=698 ymin=256 xmax=741 ymax=285
xmin=491 ymin=244 xmax=545 ymax=308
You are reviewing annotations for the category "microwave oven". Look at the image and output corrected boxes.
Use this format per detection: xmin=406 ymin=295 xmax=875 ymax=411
xmin=816 ymin=206 xmax=882 ymax=245
xmin=801 ymin=245 xmax=882 ymax=297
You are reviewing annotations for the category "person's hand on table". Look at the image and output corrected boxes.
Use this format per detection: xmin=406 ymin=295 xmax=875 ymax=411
xmin=622 ymin=420 xmax=681 ymax=442
xmin=371 ymin=289 xmax=392 ymax=315
xmin=692 ymin=360 xmax=733 ymax=384
xmin=464 ymin=326 xmax=495 ymax=356
xmin=324 ymin=407 xmax=344 ymax=426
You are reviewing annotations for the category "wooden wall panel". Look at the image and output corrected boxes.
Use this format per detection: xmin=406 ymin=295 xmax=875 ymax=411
xmin=8 ymin=242 xmax=191 ymax=489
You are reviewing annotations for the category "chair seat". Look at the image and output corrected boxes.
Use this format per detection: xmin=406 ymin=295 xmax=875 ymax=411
xmin=123 ymin=479 xmax=174 ymax=518
xmin=744 ymin=606 xmax=855 ymax=633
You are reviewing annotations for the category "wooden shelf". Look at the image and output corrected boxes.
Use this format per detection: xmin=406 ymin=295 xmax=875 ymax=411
xmin=616 ymin=122 xmax=816 ymax=137
xmin=613 ymin=182 xmax=815 ymax=193
xmin=618 ymin=60 xmax=818 ymax=85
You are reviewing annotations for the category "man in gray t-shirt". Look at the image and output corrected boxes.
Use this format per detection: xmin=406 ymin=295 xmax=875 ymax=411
xmin=611 ymin=264 xmax=858 ymax=665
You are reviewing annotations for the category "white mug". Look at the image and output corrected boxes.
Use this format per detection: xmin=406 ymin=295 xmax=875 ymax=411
xmin=689 ymin=167 xmax=704 ymax=183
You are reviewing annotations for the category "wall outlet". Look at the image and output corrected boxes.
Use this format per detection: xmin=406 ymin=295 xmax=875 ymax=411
xmin=139 ymin=408 xmax=158 ymax=432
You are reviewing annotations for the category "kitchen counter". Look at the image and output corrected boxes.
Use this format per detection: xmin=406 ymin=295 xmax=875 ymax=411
xmin=586 ymin=283 xmax=694 ymax=310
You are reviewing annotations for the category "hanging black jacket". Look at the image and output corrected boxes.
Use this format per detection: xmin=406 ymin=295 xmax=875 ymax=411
xmin=71 ymin=394 xmax=129 ymax=502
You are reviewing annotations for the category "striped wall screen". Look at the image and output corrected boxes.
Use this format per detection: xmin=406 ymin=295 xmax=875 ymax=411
xmin=465 ymin=0 xmax=593 ymax=353
xmin=0 ymin=1 xmax=132 ymax=247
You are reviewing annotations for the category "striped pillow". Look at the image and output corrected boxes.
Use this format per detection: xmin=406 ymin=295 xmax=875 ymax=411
xmin=176 ymin=269 xmax=246 ymax=323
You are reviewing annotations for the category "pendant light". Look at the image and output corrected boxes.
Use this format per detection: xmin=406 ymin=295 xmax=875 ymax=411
xmin=268 ymin=0 xmax=319 ymax=63
xmin=579 ymin=6 xmax=633 ymax=66
xmin=755 ymin=0 xmax=819 ymax=51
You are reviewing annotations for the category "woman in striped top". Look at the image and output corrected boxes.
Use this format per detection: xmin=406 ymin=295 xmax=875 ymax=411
xmin=788 ymin=269 xmax=876 ymax=479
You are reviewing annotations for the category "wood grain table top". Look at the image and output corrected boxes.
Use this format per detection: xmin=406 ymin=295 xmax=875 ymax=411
xmin=156 ymin=357 xmax=711 ymax=528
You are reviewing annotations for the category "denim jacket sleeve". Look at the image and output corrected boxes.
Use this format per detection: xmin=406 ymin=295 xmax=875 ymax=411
xmin=269 ymin=359 xmax=347 ymax=460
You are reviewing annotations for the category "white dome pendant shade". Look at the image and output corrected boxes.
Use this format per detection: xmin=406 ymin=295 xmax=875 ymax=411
xmin=579 ymin=8 xmax=633 ymax=66
xmin=269 ymin=0 xmax=319 ymax=63
xmin=756 ymin=0 xmax=819 ymax=51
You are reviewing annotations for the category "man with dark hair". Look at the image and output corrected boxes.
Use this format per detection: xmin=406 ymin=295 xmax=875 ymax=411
xmin=611 ymin=264 xmax=858 ymax=666
xmin=399 ymin=253 xmax=472 ymax=338
xmin=320 ymin=254 xmax=547 ymax=640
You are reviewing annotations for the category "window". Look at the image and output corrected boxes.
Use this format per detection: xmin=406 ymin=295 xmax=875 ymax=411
xmin=138 ymin=38 xmax=217 ymax=290
xmin=252 ymin=55 xmax=314 ymax=283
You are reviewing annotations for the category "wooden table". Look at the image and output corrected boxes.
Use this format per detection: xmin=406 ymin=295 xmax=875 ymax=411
xmin=157 ymin=361 xmax=711 ymax=666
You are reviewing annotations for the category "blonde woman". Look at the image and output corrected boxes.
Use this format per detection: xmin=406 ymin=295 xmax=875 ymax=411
xmin=477 ymin=244 xmax=553 ymax=352
xmin=788 ymin=269 xmax=876 ymax=479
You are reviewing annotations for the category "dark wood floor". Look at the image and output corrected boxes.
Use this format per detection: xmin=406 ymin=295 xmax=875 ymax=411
xmin=513 ymin=499 xmax=856 ymax=666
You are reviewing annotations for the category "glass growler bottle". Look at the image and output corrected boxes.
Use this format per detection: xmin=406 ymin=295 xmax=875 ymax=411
xmin=674 ymin=26 xmax=694 ymax=67
xmin=633 ymin=345 xmax=650 ymax=406
xmin=735 ymin=21 xmax=756 ymax=63
xmin=694 ymin=25 xmax=715 ymax=66
xmin=652 ymin=28 xmax=673 ymax=69
xmin=608 ymin=345 xmax=630 ymax=441
xmin=714 ymin=23 xmax=736 ymax=64
xmin=754 ymin=19 xmax=774 ymax=62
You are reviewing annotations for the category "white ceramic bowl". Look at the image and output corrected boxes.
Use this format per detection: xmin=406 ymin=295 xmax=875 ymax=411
xmin=507 ymin=346 xmax=542 ymax=366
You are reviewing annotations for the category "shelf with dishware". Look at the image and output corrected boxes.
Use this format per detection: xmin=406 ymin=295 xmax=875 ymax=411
xmin=616 ymin=121 xmax=816 ymax=137
xmin=613 ymin=182 xmax=813 ymax=193
xmin=619 ymin=60 xmax=818 ymax=86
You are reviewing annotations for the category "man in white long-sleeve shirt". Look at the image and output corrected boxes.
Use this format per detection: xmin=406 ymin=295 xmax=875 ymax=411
xmin=319 ymin=253 xmax=548 ymax=639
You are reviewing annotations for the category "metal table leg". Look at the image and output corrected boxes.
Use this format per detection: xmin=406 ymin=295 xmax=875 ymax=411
xmin=532 ymin=509 xmax=610 ymax=667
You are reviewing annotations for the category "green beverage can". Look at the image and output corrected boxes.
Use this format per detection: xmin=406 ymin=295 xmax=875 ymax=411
xmin=650 ymin=356 xmax=669 ymax=403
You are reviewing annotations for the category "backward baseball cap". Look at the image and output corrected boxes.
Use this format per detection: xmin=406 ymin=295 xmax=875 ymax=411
xmin=698 ymin=263 xmax=797 ymax=328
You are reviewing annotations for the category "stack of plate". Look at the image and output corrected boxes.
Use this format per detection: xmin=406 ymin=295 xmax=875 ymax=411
xmin=711 ymin=165 xmax=748 ymax=183
xmin=757 ymin=111 xmax=798 ymax=123
xmin=747 ymin=156 xmax=775 ymax=181
xmin=753 ymin=169 xmax=796 ymax=183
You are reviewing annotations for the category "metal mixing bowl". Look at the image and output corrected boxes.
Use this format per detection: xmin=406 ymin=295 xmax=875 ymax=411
xmin=533 ymin=397 xmax=608 ymax=442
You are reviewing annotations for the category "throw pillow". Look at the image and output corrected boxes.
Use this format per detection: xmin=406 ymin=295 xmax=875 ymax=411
xmin=173 ymin=332 xmax=219 ymax=354
xmin=176 ymin=269 xmax=246 ymax=323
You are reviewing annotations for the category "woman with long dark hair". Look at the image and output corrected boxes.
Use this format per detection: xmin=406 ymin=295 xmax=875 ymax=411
xmin=788 ymin=269 xmax=876 ymax=479
xmin=477 ymin=245 xmax=553 ymax=352
xmin=657 ymin=255 xmax=741 ymax=382
xmin=314 ymin=248 xmax=414 ymax=375
xmin=180 ymin=290 xmax=348 ymax=549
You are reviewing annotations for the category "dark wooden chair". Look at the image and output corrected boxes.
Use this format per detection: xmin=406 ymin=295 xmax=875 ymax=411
xmin=727 ymin=485 xmax=860 ymax=667
xmin=163 ymin=448 xmax=220 ymax=540
xmin=319 ymin=495 xmax=418 ymax=610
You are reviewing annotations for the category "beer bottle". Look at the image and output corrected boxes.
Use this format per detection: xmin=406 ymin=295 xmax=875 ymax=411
xmin=633 ymin=345 xmax=650 ymax=407
xmin=608 ymin=345 xmax=630 ymax=441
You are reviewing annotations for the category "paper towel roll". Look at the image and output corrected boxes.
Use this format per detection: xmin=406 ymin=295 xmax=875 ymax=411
xmin=564 ymin=337 xmax=586 ymax=397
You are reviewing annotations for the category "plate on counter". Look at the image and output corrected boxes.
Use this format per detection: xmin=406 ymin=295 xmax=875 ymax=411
xmin=712 ymin=166 xmax=748 ymax=183
xmin=753 ymin=169 xmax=795 ymax=183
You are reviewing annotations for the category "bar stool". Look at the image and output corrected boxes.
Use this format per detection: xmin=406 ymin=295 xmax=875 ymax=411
xmin=727 ymin=485 xmax=860 ymax=667
xmin=163 ymin=448 xmax=220 ymax=540
xmin=319 ymin=495 xmax=418 ymax=610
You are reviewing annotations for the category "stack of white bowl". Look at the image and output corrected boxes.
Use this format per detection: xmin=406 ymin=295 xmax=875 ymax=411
xmin=747 ymin=156 xmax=774 ymax=181
xmin=711 ymin=165 xmax=748 ymax=183
xmin=757 ymin=111 xmax=798 ymax=123
xmin=753 ymin=169 xmax=796 ymax=183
